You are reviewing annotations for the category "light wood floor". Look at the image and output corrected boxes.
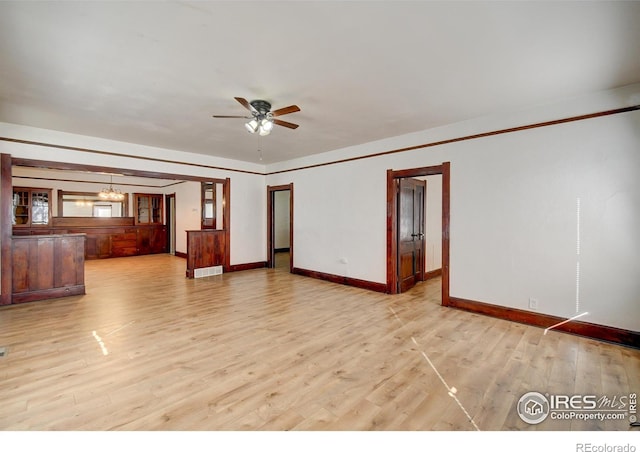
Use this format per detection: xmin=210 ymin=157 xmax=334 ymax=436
xmin=0 ymin=254 xmax=638 ymax=431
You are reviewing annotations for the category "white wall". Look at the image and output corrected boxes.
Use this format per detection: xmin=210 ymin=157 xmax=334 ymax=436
xmin=274 ymin=190 xmax=290 ymax=249
xmin=171 ymin=181 xmax=201 ymax=254
xmin=267 ymin=84 xmax=640 ymax=332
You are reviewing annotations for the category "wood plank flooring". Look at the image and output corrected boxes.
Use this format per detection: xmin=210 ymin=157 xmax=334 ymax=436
xmin=0 ymin=254 xmax=638 ymax=431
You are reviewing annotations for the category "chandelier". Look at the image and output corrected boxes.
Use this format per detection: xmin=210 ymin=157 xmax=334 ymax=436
xmin=99 ymin=175 xmax=125 ymax=200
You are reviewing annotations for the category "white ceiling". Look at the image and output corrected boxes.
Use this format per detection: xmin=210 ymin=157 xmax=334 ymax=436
xmin=1 ymin=1 xmax=639 ymax=165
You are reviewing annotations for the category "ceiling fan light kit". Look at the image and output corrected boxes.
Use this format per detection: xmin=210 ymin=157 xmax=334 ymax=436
xmin=213 ymin=97 xmax=301 ymax=136
xmin=245 ymin=118 xmax=259 ymax=133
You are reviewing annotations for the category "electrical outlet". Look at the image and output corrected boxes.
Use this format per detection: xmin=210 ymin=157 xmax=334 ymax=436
xmin=529 ymin=298 xmax=539 ymax=310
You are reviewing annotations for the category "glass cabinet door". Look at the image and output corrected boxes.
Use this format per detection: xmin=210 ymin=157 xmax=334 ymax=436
xmin=12 ymin=187 xmax=52 ymax=227
xmin=134 ymin=193 xmax=163 ymax=225
xmin=151 ymin=196 xmax=162 ymax=223
xmin=31 ymin=191 xmax=50 ymax=225
xmin=137 ymin=195 xmax=150 ymax=223
xmin=12 ymin=189 xmax=30 ymax=225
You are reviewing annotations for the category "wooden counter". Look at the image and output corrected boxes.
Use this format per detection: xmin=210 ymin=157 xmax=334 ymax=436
xmin=186 ymin=230 xmax=225 ymax=278
xmin=12 ymin=233 xmax=85 ymax=303
xmin=13 ymin=217 xmax=166 ymax=259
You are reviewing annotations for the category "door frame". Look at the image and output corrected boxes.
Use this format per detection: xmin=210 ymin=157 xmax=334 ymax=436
xmin=267 ymin=183 xmax=293 ymax=271
xmin=3 ymin=157 xmax=232 ymax=276
xmin=165 ymin=193 xmax=176 ymax=255
xmin=386 ymin=162 xmax=450 ymax=305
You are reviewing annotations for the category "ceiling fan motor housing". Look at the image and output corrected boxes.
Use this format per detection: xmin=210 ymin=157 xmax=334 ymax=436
xmin=250 ymin=100 xmax=272 ymax=115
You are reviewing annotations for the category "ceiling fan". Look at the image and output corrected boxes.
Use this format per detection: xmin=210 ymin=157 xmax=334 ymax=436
xmin=213 ymin=97 xmax=300 ymax=136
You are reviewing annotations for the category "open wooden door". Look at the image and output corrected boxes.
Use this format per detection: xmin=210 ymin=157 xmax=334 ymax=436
xmin=397 ymin=178 xmax=426 ymax=293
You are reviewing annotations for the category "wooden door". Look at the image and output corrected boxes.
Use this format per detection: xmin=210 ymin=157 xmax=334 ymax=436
xmin=397 ymin=178 xmax=426 ymax=293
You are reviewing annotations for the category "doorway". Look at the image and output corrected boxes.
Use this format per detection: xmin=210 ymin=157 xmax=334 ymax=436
xmin=267 ymin=184 xmax=293 ymax=271
xmin=387 ymin=163 xmax=450 ymax=305
xmin=397 ymin=178 xmax=426 ymax=292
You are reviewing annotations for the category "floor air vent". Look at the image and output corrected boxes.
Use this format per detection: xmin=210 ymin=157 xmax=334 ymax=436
xmin=194 ymin=265 xmax=223 ymax=279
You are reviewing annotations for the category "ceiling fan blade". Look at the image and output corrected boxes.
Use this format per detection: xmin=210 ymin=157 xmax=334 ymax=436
xmin=273 ymin=119 xmax=299 ymax=129
xmin=234 ymin=97 xmax=255 ymax=112
xmin=271 ymin=105 xmax=300 ymax=117
xmin=212 ymin=115 xmax=249 ymax=118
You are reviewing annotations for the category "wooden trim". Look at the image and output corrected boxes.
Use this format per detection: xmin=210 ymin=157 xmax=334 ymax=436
xmin=223 ymin=178 xmax=231 ymax=273
xmin=1 ymin=154 xmax=12 ymax=305
xmin=5 ymin=141 xmax=263 ymax=176
xmin=14 ymin=173 xmax=187 ymax=189
xmin=274 ymin=248 xmax=290 ymax=253
xmin=165 ymin=193 xmax=175 ymax=255
xmin=424 ymin=268 xmax=442 ymax=280
xmin=292 ymin=267 xmax=387 ymax=293
xmin=53 ymin=217 xmax=134 ymax=227
xmin=174 ymin=251 xmax=187 ymax=259
xmin=386 ymin=163 xmax=449 ymax=304
xmin=267 ymin=105 xmax=640 ymax=175
xmin=449 ymin=297 xmax=640 ymax=349
xmin=12 ymin=157 xmax=232 ymax=182
xmin=267 ymin=186 xmax=273 ymax=268
xmin=386 ymin=170 xmax=397 ymax=294
xmin=12 ymin=285 xmax=86 ymax=304
xmin=289 ymin=185 xmax=294 ymax=273
xmin=392 ymin=166 xmax=447 ymax=179
xmin=227 ymin=261 xmax=267 ymax=272
xmin=441 ymin=161 xmax=451 ymax=307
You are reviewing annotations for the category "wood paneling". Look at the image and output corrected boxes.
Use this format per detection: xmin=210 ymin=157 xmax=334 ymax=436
xmin=186 ymin=230 xmax=226 ymax=278
xmin=11 ymin=234 xmax=85 ymax=304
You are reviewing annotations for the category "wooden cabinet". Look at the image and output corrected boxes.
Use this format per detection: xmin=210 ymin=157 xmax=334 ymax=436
xmin=12 ymin=187 xmax=52 ymax=228
xmin=137 ymin=225 xmax=166 ymax=255
xmin=111 ymin=229 xmax=138 ymax=257
xmin=85 ymin=233 xmax=111 ymax=259
xmin=134 ymin=193 xmax=163 ymax=225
